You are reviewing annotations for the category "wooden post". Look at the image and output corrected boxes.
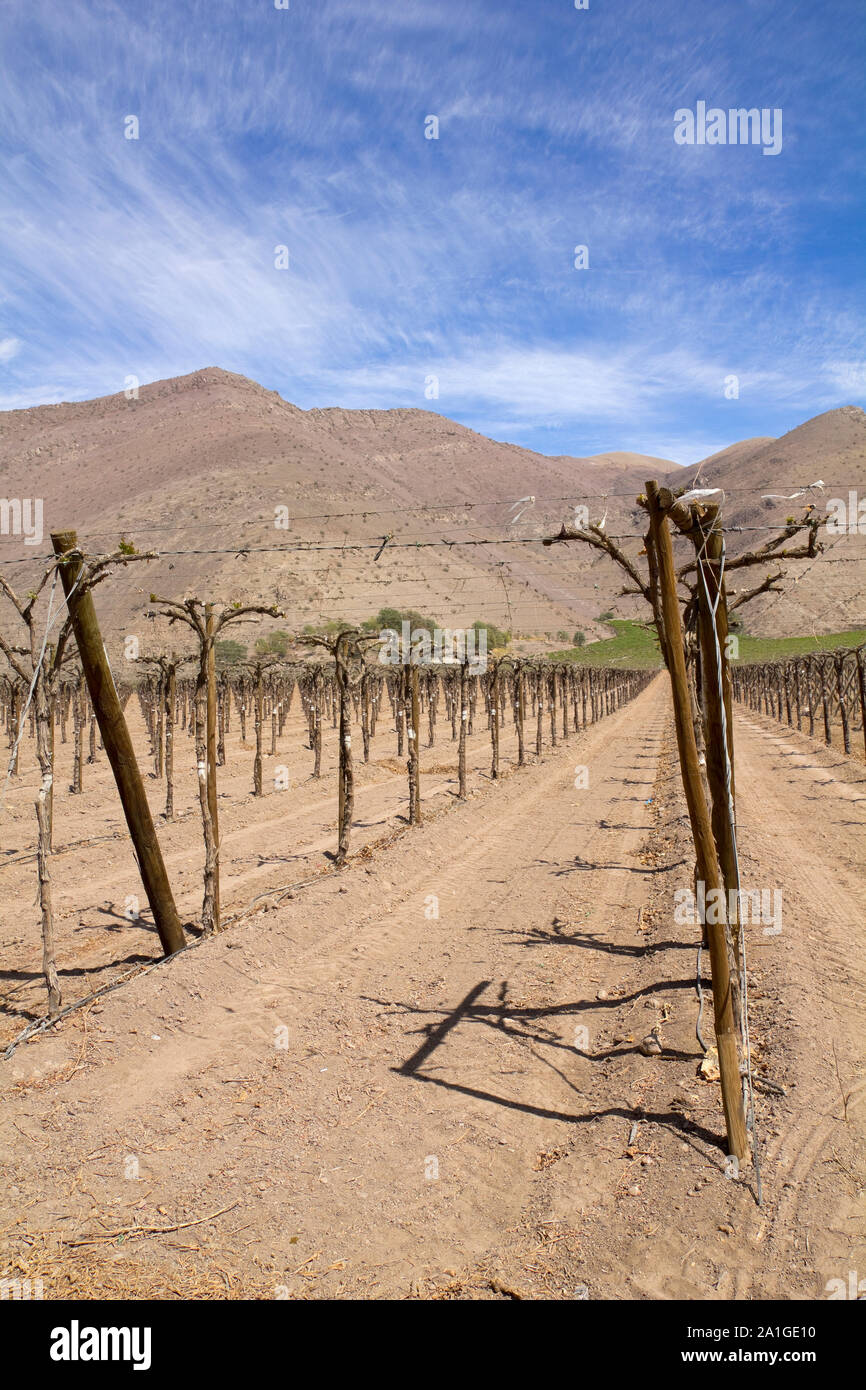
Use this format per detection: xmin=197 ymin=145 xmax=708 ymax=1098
xmin=516 ymin=663 xmax=526 ymax=767
xmin=412 ymin=661 xmax=421 ymax=820
xmin=47 ymin=692 xmax=55 ymax=850
xmin=205 ymin=607 xmax=221 ymax=927
xmin=334 ymin=635 xmax=355 ymax=863
xmin=426 ymin=671 xmax=435 ymax=748
xmin=458 ymin=660 xmax=468 ymax=799
xmin=154 ymin=674 xmax=165 ymax=778
xmin=71 ymin=675 xmax=84 ymax=794
xmin=8 ymin=683 xmax=21 ymax=774
xmin=856 ymin=649 xmax=866 ymax=763
xmin=489 ymin=661 xmax=500 ymax=779
xmin=783 ymin=663 xmax=792 ymax=727
xmin=818 ymin=658 xmax=832 ymax=745
xmin=253 ymin=659 xmax=264 ymax=796
xmin=693 ymin=506 xmax=740 ymax=971
xmin=361 ymin=670 xmax=371 ymax=763
xmin=217 ymin=672 xmax=227 ymax=766
xmin=833 ymin=653 xmax=851 ymax=755
xmin=33 ymin=664 xmax=61 ymax=1017
xmin=405 ymin=660 xmax=421 ymax=823
xmin=164 ymin=661 xmax=176 ymax=821
xmin=50 ymin=531 xmax=185 ymax=956
xmin=194 ymin=663 xmax=218 ymax=934
xmin=643 ymin=488 xmax=747 ymax=1161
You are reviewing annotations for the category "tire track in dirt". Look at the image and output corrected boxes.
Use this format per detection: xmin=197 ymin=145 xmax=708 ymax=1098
xmin=2 ymin=678 xmax=862 ymax=1300
xmin=0 ymin=678 xmax=673 ymax=1297
xmin=726 ymin=713 xmax=866 ymax=1295
xmin=0 ymin=700 xmax=570 ymax=1036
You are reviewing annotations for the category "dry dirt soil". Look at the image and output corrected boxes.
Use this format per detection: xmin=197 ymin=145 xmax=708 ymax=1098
xmin=1 ymin=676 xmax=864 ymax=1301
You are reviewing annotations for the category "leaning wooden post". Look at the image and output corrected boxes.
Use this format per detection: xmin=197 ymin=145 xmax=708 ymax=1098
xmin=643 ymin=488 xmax=747 ymax=1161
xmin=50 ymin=531 xmax=185 ymax=956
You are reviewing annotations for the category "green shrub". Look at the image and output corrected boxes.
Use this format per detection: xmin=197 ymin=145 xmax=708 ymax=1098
xmin=472 ymin=619 xmax=510 ymax=650
xmin=215 ymin=639 xmax=246 ymax=668
xmin=364 ymin=607 xmax=437 ymax=635
xmin=255 ymin=630 xmax=291 ymax=657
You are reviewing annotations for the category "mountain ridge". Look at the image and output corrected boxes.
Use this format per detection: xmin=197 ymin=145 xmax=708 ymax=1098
xmin=1 ymin=369 xmax=863 ymax=648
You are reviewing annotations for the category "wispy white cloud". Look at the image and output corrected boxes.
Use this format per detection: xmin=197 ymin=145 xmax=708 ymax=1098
xmin=0 ymin=0 xmax=862 ymax=461
xmin=0 ymin=337 xmax=22 ymax=364
xmin=303 ymin=340 xmax=847 ymax=463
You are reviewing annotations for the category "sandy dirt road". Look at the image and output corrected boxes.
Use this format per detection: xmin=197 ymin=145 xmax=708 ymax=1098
xmin=1 ymin=676 xmax=863 ymax=1300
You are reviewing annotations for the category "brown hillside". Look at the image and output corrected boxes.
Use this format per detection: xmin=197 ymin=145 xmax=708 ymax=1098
xmin=1 ymin=370 xmax=863 ymax=650
xmin=664 ymin=406 xmax=866 ymax=635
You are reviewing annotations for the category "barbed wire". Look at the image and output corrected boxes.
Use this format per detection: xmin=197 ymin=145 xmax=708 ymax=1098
xmin=4 ymin=521 xmax=863 ymax=567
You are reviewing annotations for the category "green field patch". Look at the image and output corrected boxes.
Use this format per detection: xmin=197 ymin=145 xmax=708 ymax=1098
xmin=550 ymin=620 xmax=866 ymax=669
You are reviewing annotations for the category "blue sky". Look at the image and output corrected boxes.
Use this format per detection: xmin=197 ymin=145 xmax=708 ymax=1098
xmin=0 ymin=0 xmax=863 ymax=463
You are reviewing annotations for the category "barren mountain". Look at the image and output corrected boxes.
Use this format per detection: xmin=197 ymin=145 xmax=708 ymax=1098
xmin=0 ymin=368 xmax=863 ymax=652
xmin=665 ymin=406 xmax=866 ymax=635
